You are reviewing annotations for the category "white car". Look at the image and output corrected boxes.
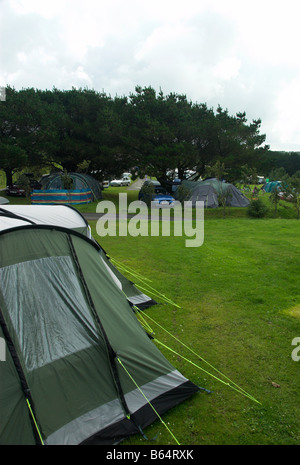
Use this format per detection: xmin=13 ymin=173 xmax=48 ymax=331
xmin=121 ymin=176 xmax=131 ymax=186
xmin=110 ymin=176 xmax=131 ymax=187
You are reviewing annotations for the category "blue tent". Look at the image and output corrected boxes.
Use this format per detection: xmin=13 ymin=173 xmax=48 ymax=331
xmin=264 ymin=181 xmax=282 ymax=193
xmin=40 ymin=172 xmax=102 ymax=200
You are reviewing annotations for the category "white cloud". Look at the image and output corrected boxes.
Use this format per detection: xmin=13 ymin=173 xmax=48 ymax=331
xmin=212 ymin=56 xmax=241 ymax=81
xmin=1 ymin=0 xmax=300 ymax=150
xmin=271 ymin=76 xmax=300 ymax=148
xmin=8 ymin=0 xmax=65 ymax=18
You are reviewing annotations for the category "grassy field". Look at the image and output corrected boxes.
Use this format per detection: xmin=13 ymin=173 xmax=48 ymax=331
xmin=2 ymin=185 xmax=300 ymax=445
xmin=89 ymin=215 xmax=300 ymax=446
xmin=92 ymin=185 xmax=300 ymax=445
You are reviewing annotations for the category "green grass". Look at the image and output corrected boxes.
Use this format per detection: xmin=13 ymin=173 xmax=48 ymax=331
xmin=71 ymin=187 xmax=300 ymax=220
xmin=76 ymin=186 xmax=139 ymax=213
xmin=3 ymin=187 xmax=300 ymax=445
xmin=89 ymin=216 xmax=300 ymax=445
xmin=0 ymin=171 xmax=6 ymax=189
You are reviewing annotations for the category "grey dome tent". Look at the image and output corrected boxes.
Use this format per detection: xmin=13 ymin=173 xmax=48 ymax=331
xmin=184 ymin=183 xmax=219 ymax=208
xmin=0 ymin=205 xmax=199 ymax=445
xmin=40 ymin=172 xmax=102 ymax=201
xmin=176 ymin=179 xmax=249 ymax=208
xmin=227 ymin=185 xmax=250 ymax=207
xmin=201 ymin=179 xmax=250 ymax=207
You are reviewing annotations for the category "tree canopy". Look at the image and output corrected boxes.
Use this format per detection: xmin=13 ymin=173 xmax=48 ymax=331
xmin=0 ymin=84 xmax=277 ymax=186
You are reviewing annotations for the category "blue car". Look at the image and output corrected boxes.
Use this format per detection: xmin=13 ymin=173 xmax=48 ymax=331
xmin=139 ymin=182 xmax=175 ymax=205
xmin=152 ymin=189 xmax=176 ymax=206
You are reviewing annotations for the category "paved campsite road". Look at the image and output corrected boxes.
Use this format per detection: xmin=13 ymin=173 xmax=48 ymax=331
xmin=126 ymin=177 xmax=145 ymax=190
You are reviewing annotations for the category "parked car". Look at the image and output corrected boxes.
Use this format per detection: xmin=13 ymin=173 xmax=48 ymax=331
xmin=102 ymin=180 xmax=110 ymax=188
xmin=6 ymin=184 xmax=25 ymax=196
xmin=151 ymin=191 xmax=176 ymax=206
xmin=110 ymin=176 xmax=131 ymax=187
xmin=6 ymin=179 xmax=41 ymax=196
xmin=138 ymin=181 xmax=175 ymax=205
xmin=109 ymin=179 xmax=121 ymax=187
xmin=121 ymin=176 xmax=131 ymax=186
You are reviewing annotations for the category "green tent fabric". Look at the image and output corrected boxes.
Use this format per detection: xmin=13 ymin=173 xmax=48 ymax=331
xmin=0 ymin=205 xmax=156 ymax=311
xmin=201 ymin=179 xmax=250 ymax=207
xmin=0 ymin=225 xmax=199 ymax=445
xmin=264 ymin=181 xmax=282 ymax=193
xmin=177 ymin=182 xmax=219 ymax=208
xmin=177 ymin=179 xmax=250 ymax=208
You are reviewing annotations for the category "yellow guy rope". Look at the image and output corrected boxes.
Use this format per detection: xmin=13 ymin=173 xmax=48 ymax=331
xmin=26 ymin=398 xmax=44 ymax=445
xmin=135 ymin=307 xmax=261 ymax=405
xmin=117 ymin=357 xmax=181 ymax=445
xmin=110 ymin=257 xmax=181 ymax=308
xmin=111 ymin=258 xmax=261 ymax=405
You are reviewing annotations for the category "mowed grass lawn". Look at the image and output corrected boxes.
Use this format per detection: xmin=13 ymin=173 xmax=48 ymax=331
xmin=89 ymin=214 xmax=300 ymax=446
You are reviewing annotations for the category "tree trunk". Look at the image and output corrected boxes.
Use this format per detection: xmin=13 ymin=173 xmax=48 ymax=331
xmin=4 ymin=169 xmax=13 ymax=188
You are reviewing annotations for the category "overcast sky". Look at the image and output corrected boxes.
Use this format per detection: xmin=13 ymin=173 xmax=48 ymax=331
xmin=1 ymin=0 xmax=300 ymax=151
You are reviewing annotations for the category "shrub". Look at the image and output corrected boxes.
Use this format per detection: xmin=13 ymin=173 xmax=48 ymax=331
xmin=247 ymin=198 xmax=269 ymax=218
xmin=176 ymin=184 xmax=190 ymax=202
xmin=16 ymin=174 xmax=31 ymax=199
xmin=140 ymin=183 xmax=154 ymax=207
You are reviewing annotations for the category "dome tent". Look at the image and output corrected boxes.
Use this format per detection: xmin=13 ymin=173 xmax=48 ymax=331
xmin=201 ymin=178 xmax=250 ymax=207
xmin=178 ymin=182 xmax=219 ymax=208
xmin=0 ymin=205 xmax=199 ymax=445
xmin=264 ymin=181 xmax=282 ymax=193
xmin=175 ymin=179 xmax=250 ymax=208
xmin=40 ymin=172 xmax=102 ymax=201
xmin=0 ymin=205 xmax=156 ymax=311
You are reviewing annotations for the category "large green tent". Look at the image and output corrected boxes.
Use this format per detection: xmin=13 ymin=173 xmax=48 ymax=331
xmin=0 ymin=206 xmax=199 ymax=445
xmin=0 ymin=205 xmax=156 ymax=311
